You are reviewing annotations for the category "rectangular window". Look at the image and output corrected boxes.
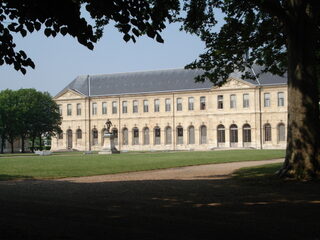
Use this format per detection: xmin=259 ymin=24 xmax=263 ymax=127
xmin=112 ymin=101 xmax=117 ymax=114
xmin=165 ymin=98 xmax=171 ymax=112
xmin=133 ymin=100 xmax=138 ymax=113
xmin=76 ymin=103 xmax=81 ymax=116
xmin=200 ymin=96 xmax=206 ymax=110
xmin=154 ymin=99 xmax=160 ymax=112
xmin=67 ymin=104 xmax=72 ymax=116
xmin=177 ymin=98 xmax=182 ymax=111
xmin=102 ymin=102 xmax=107 ymax=114
xmin=217 ymin=95 xmax=223 ymax=109
xmin=264 ymin=93 xmax=271 ymax=107
xmin=122 ymin=101 xmax=127 ymax=114
xmin=188 ymin=97 xmax=194 ymax=110
xmin=243 ymin=94 xmax=249 ymax=108
xmin=230 ymin=95 xmax=236 ymax=109
xmin=143 ymin=100 xmax=149 ymax=112
xmin=92 ymin=102 xmax=97 ymax=115
xmin=278 ymin=92 xmax=284 ymax=106
xmin=58 ymin=104 xmax=63 ymax=115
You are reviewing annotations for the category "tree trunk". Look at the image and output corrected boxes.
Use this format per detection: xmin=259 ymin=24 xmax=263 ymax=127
xmin=39 ymin=135 xmax=42 ymax=151
xmin=21 ymin=135 xmax=25 ymax=153
xmin=31 ymin=137 xmax=35 ymax=153
xmin=0 ymin=135 xmax=4 ymax=154
xmin=10 ymin=139 xmax=14 ymax=154
xmin=278 ymin=5 xmax=320 ymax=179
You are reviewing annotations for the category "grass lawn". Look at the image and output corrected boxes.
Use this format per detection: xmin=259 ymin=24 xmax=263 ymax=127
xmin=0 ymin=149 xmax=284 ymax=181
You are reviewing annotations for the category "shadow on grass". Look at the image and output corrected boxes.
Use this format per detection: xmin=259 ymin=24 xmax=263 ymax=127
xmin=0 ymin=167 xmax=319 ymax=240
xmin=0 ymin=174 xmax=34 ymax=181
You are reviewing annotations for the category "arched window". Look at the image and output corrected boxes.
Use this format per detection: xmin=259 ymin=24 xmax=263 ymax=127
xmin=264 ymin=123 xmax=272 ymax=142
xmin=112 ymin=128 xmax=118 ymax=145
xmin=230 ymin=124 xmax=238 ymax=147
xmin=76 ymin=129 xmax=82 ymax=139
xmin=200 ymin=125 xmax=207 ymax=144
xmin=101 ymin=128 xmax=107 ymax=145
xmin=217 ymin=124 xmax=225 ymax=147
xmin=67 ymin=129 xmax=73 ymax=149
xmin=177 ymin=126 xmax=183 ymax=145
xmin=243 ymin=124 xmax=251 ymax=147
xmin=122 ymin=128 xmax=128 ymax=145
xmin=132 ymin=127 xmax=139 ymax=145
xmin=154 ymin=127 xmax=161 ymax=145
xmin=188 ymin=126 xmax=195 ymax=144
xmin=165 ymin=126 xmax=172 ymax=144
xmin=143 ymin=127 xmax=150 ymax=145
xmin=277 ymin=123 xmax=285 ymax=142
xmin=92 ymin=128 xmax=98 ymax=145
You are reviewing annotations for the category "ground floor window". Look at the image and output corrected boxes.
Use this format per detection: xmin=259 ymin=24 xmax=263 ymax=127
xmin=154 ymin=127 xmax=161 ymax=145
xmin=217 ymin=125 xmax=225 ymax=143
xmin=264 ymin=124 xmax=272 ymax=142
xmin=143 ymin=127 xmax=150 ymax=145
xmin=277 ymin=123 xmax=285 ymax=142
xmin=133 ymin=128 xmax=139 ymax=145
xmin=200 ymin=125 xmax=207 ymax=144
xmin=165 ymin=127 xmax=172 ymax=144
xmin=188 ymin=126 xmax=195 ymax=144
xmin=122 ymin=128 xmax=128 ymax=145
xmin=177 ymin=126 xmax=183 ymax=144
xmin=243 ymin=124 xmax=251 ymax=143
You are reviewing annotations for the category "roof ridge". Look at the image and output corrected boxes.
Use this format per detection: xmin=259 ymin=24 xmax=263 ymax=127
xmin=78 ymin=67 xmax=197 ymax=78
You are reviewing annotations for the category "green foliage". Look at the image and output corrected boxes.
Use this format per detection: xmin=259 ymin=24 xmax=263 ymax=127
xmin=0 ymin=149 xmax=284 ymax=180
xmin=0 ymin=89 xmax=61 ymax=153
xmin=0 ymin=0 xmax=180 ymax=74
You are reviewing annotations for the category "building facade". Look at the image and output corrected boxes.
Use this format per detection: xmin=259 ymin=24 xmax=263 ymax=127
xmin=51 ymin=68 xmax=287 ymax=152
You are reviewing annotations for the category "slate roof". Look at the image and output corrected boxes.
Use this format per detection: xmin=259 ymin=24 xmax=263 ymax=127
xmin=56 ymin=67 xmax=287 ymax=98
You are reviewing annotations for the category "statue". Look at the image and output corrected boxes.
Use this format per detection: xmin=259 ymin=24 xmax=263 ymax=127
xmin=105 ymin=119 xmax=112 ymax=134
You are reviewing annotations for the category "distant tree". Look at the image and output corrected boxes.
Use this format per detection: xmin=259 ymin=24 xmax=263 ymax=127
xmin=0 ymin=0 xmax=179 ymax=74
xmin=0 ymin=90 xmax=20 ymax=153
xmin=27 ymin=91 xmax=61 ymax=152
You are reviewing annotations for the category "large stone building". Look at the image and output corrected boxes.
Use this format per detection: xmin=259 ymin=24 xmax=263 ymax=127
xmin=51 ymin=67 xmax=287 ymax=152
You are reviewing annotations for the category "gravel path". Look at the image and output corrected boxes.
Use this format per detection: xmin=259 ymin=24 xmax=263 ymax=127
xmin=59 ymin=158 xmax=284 ymax=183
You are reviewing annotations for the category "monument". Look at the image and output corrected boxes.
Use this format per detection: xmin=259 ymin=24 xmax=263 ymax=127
xmin=98 ymin=119 xmax=119 ymax=154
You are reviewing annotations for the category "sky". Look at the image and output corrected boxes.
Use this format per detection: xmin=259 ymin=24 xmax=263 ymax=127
xmin=0 ymin=22 xmax=207 ymax=96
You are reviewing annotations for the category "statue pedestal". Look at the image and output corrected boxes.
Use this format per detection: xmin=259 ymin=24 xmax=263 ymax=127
xmin=98 ymin=133 xmax=119 ymax=154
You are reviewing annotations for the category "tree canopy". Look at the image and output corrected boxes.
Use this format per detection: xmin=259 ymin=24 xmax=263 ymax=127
xmin=0 ymin=89 xmax=61 ymax=153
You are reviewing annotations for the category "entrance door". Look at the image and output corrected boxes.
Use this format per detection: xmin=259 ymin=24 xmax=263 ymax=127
xmin=67 ymin=130 xmax=73 ymax=149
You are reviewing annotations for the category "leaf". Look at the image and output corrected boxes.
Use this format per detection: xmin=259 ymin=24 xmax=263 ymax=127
xmin=87 ymin=42 xmax=94 ymax=50
xmin=34 ymin=22 xmax=41 ymax=31
xmin=44 ymin=28 xmax=51 ymax=37
xmin=156 ymin=33 xmax=164 ymax=43
xmin=60 ymin=27 xmax=68 ymax=36
xmin=132 ymin=28 xmax=140 ymax=37
xmin=123 ymin=33 xmax=131 ymax=42
xmin=20 ymin=29 xmax=27 ymax=37
xmin=20 ymin=68 xmax=26 ymax=75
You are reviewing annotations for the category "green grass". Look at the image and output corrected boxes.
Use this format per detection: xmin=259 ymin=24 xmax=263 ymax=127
xmin=0 ymin=149 xmax=284 ymax=181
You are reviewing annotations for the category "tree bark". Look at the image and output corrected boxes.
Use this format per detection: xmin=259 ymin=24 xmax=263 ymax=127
xmin=39 ymin=135 xmax=42 ymax=151
xmin=278 ymin=4 xmax=320 ymax=179
xmin=31 ymin=137 xmax=35 ymax=153
xmin=21 ymin=135 xmax=25 ymax=153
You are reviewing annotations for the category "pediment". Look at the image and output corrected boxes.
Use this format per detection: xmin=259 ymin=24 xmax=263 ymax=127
xmin=54 ymin=89 xmax=85 ymax=100
xmin=213 ymin=78 xmax=254 ymax=90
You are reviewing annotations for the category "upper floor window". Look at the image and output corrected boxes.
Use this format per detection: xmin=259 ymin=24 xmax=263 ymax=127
xmin=143 ymin=100 xmax=149 ymax=112
xmin=217 ymin=95 xmax=223 ymax=109
xmin=177 ymin=98 xmax=182 ymax=111
xmin=154 ymin=99 xmax=160 ymax=112
xmin=243 ymin=94 xmax=249 ymax=108
xmin=200 ymin=96 xmax=206 ymax=110
xmin=165 ymin=98 xmax=171 ymax=112
xmin=77 ymin=103 xmax=81 ymax=116
xmin=188 ymin=97 xmax=194 ymax=111
xmin=122 ymin=101 xmax=127 ymax=114
xmin=133 ymin=100 xmax=138 ymax=113
xmin=264 ymin=93 xmax=271 ymax=107
xmin=92 ymin=102 xmax=97 ymax=115
xmin=67 ymin=104 xmax=72 ymax=116
xmin=102 ymin=102 xmax=107 ymax=114
xmin=112 ymin=101 xmax=117 ymax=114
xmin=230 ymin=95 xmax=236 ymax=109
xmin=278 ymin=92 xmax=285 ymax=106
xmin=58 ymin=104 xmax=62 ymax=115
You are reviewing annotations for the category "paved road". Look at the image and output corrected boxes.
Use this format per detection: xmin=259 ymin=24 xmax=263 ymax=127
xmin=60 ymin=159 xmax=284 ymax=183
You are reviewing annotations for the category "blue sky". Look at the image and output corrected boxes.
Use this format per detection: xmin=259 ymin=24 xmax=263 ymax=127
xmin=0 ymin=22 xmax=206 ymax=96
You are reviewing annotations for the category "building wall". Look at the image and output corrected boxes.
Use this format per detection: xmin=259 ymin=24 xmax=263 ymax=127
xmin=51 ymin=79 xmax=288 ymax=151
